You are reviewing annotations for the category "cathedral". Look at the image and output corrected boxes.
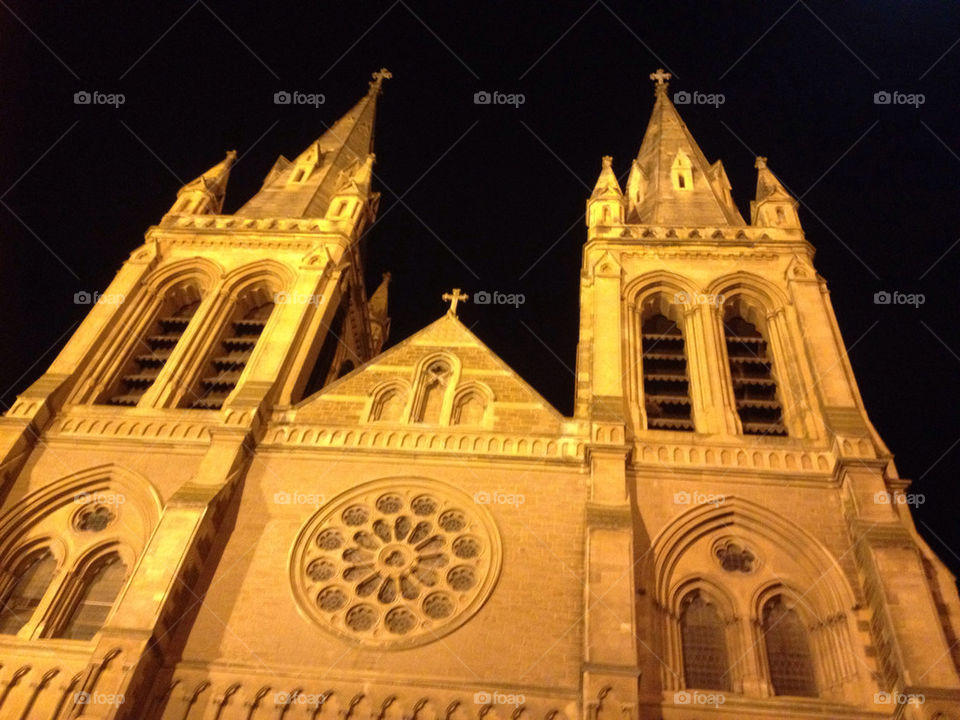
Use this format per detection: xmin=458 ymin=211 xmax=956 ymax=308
xmin=0 ymin=67 xmax=959 ymax=720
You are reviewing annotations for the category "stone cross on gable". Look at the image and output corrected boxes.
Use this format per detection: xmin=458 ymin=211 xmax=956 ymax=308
xmin=442 ymin=288 xmax=468 ymax=316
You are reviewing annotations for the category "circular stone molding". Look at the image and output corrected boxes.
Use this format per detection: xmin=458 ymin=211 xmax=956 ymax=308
xmin=290 ymin=478 xmax=502 ymax=649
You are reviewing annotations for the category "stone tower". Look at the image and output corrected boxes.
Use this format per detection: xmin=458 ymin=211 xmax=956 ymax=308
xmin=0 ymin=68 xmax=958 ymax=720
xmin=0 ymin=69 xmax=393 ymax=719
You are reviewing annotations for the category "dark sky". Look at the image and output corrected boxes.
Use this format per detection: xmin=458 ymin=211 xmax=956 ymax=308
xmin=2 ymin=2 xmax=959 ymax=572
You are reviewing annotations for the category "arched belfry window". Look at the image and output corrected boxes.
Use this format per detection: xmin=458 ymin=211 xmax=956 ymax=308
xmin=414 ymin=360 xmax=452 ymax=424
xmin=54 ymin=551 xmax=128 ymax=641
xmin=186 ymin=289 xmax=275 ymax=409
xmin=680 ymin=591 xmax=730 ymax=691
xmin=723 ymin=305 xmax=786 ymax=436
xmin=103 ymin=285 xmax=202 ymax=406
xmin=641 ymin=308 xmax=694 ymax=431
xmin=762 ymin=596 xmax=817 ymax=697
xmin=0 ymin=548 xmax=57 ymax=635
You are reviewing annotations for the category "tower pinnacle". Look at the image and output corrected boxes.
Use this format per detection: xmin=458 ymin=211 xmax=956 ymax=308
xmin=237 ymin=70 xmax=390 ymax=218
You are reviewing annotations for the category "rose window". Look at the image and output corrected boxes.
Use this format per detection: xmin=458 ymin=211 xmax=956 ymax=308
xmin=291 ymin=479 xmax=501 ymax=649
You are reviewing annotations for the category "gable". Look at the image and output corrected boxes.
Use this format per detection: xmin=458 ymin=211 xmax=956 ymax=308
xmin=293 ymin=313 xmax=565 ymax=435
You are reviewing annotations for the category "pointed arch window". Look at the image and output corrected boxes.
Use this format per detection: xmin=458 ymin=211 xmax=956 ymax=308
xmin=414 ymin=361 xmax=452 ymax=424
xmin=680 ymin=591 xmax=730 ymax=691
xmin=723 ymin=312 xmax=786 ymax=436
xmin=762 ymin=596 xmax=817 ymax=697
xmin=641 ymin=312 xmax=694 ymax=431
xmin=0 ymin=548 xmax=57 ymax=635
xmin=104 ymin=288 xmax=202 ymax=406
xmin=54 ymin=551 xmax=128 ymax=641
xmin=187 ymin=292 xmax=274 ymax=409
xmin=452 ymin=391 xmax=485 ymax=426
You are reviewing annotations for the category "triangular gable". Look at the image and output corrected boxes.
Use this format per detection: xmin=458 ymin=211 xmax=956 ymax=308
xmin=295 ymin=313 xmax=565 ymax=434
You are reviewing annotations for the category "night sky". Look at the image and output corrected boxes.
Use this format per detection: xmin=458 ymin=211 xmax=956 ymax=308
xmin=2 ymin=3 xmax=959 ymax=572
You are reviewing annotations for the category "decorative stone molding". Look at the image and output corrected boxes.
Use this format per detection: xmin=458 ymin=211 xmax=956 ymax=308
xmin=265 ymin=425 xmax=585 ymax=460
xmin=633 ymin=441 xmax=834 ymax=473
xmin=588 ymin=225 xmax=805 ymax=243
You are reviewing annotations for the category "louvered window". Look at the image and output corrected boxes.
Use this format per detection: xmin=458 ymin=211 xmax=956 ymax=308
xmin=55 ymin=552 xmax=128 ymax=641
xmin=762 ymin=596 xmax=817 ymax=697
xmin=188 ymin=299 xmax=273 ymax=409
xmin=106 ymin=298 xmax=200 ymax=406
xmin=680 ymin=592 xmax=730 ymax=690
xmin=641 ymin=314 xmax=694 ymax=431
xmin=0 ymin=549 xmax=57 ymax=635
xmin=723 ymin=315 xmax=786 ymax=436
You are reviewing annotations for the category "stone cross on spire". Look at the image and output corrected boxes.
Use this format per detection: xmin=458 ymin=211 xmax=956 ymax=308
xmin=442 ymin=288 xmax=468 ymax=316
xmin=649 ymin=68 xmax=671 ymax=94
xmin=370 ymin=68 xmax=393 ymax=92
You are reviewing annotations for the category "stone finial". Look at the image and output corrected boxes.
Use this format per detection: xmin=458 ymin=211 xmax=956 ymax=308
xmin=649 ymin=67 xmax=671 ymax=93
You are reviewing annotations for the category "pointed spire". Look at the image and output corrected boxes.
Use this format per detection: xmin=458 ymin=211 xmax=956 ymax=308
xmin=586 ymin=156 xmax=625 ymax=227
xmin=629 ymin=72 xmax=744 ymax=226
xmin=168 ymin=150 xmax=236 ymax=216
xmin=343 ymin=153 xmax=375 ymax=196
xmin=367 ymin=271 xmax=392 ymax=354
xmin=751 ymin=157 xmax=801 ymax=228
xmin=591 ymin=156 xmax=623 ymax=199
xmin=369 ymin=271 xmax=391 ymax=319
xmin=236 ymin=69 xmax=391 ymax=218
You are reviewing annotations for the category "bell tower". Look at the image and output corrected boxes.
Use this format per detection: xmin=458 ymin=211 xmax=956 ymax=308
xmin=577 ymin=69 xmax=960 ymax=718
xmin=0 ymin=70 xmax=392 ymax=720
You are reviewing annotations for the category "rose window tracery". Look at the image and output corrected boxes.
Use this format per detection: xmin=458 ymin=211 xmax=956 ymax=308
xmin=291 ymin=480 xmax=501 ymax=649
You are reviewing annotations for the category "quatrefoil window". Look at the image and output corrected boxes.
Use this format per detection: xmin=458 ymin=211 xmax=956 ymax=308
xmin=72 ymin=504 xmax=117 ymax=533
xmin=291 ymin=479 xmax=501 ymax=649
xmin=714 ymin=540 xmax=757 ymax=574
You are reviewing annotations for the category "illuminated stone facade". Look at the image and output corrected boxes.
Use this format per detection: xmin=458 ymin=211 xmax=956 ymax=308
xmin=0 ymin=68 xmax=958 ymax=719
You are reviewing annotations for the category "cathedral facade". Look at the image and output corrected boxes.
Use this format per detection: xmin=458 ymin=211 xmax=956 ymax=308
xmin=0 ymin=68 xmax=958 ymax=720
